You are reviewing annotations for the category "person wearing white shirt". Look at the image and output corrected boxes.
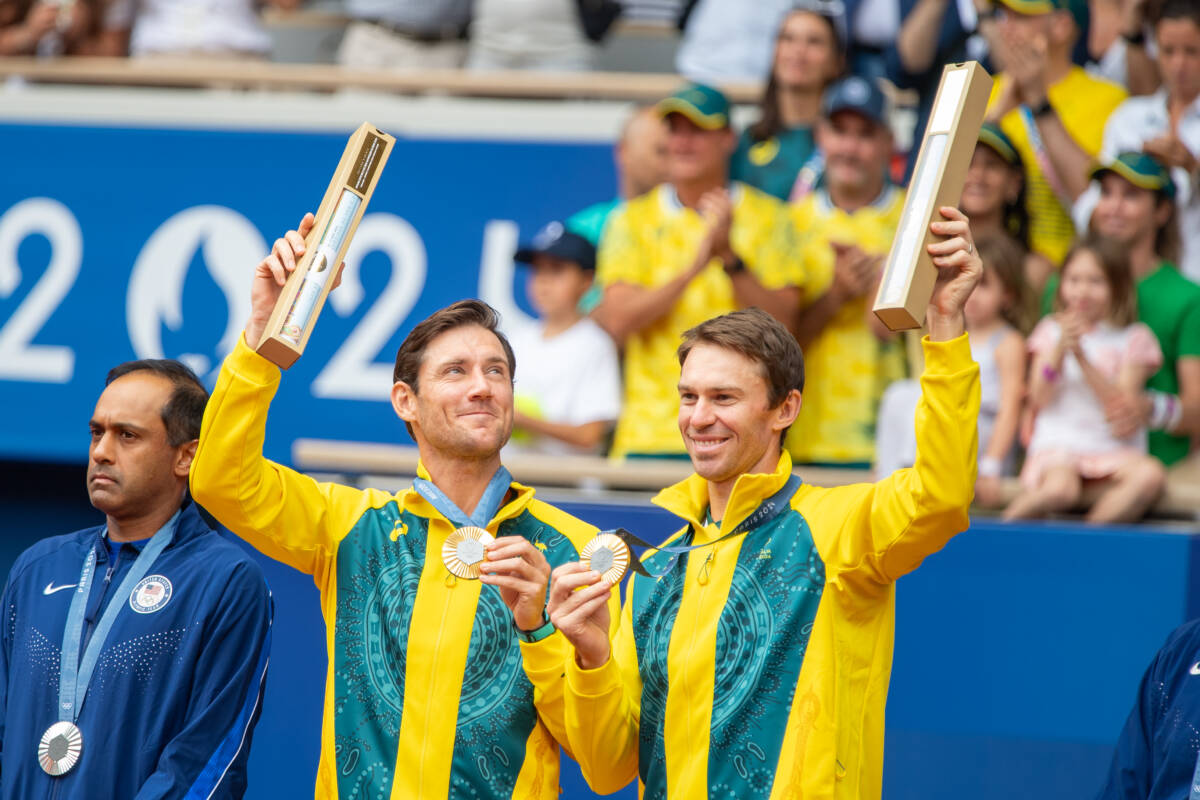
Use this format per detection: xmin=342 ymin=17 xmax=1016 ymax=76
xmin=675 ymin=0 xmax=795 ymax=84
xmin=1073 ymin=0 xmax=1200 ymax=281
xmin=504 ymin=222 xmax=621 ymax=457
xmin=100 ymin=0 xmax=298 ymax=58
xmin=337 ymin=0 xmax=472 ymax=69
xmin=468 ymin=0 xmax=596 ymax=71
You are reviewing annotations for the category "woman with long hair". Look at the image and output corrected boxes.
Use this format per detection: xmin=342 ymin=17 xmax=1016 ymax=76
xmin=730 ymin=4 xmax=844 ymax=201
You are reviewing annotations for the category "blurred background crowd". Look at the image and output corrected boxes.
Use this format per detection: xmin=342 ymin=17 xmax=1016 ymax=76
xmin=3 ymin=0 xmax=1198 ymax=524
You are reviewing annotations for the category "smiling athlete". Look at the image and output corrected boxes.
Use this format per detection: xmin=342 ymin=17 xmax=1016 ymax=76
xmin=548 ymin=207 xmax=983 ymax=800
xmin=190 ymin=214 xmax=612 ymax=799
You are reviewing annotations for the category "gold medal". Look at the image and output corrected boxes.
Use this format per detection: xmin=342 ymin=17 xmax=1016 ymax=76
xmin=581 ymin=533 xmax=630 ymax=584
xmin=39 ymin=721 xmax=83 ymax=776
xmin=442 ymin=526 xmax=494 ymax=579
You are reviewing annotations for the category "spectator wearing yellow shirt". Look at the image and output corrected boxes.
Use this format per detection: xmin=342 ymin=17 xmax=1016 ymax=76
xmin=789 ymin=76 xmax=907 ymax=467
xmin=985 ymin=0 xmax=1127 ymax=267
xmin=593 ymin=84 xmax=807 ymax=459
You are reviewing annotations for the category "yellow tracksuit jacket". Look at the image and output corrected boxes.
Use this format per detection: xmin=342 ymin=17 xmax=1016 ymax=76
xmin=190 ymin=336 xmax=607 ymax=799
xmin=563 ymin=334 xmax=980 ymax=799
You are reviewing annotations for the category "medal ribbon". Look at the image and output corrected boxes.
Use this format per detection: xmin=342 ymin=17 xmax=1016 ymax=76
xmin=1191 ymin=746 xmax=1200 ymax=800
xmin=57 ymin=511 xmax=179 ymax=723
xmin=412 ymin=466 xmax=513 ymax=530
xmin=609 ymin=474 xmax=802 ymax=579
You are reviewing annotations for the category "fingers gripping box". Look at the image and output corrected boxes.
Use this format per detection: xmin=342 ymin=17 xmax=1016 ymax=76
xmin=872 ymin=62 xmax=993 ymax=332
xmin=256 ymin=122 xmax=395 ymax=368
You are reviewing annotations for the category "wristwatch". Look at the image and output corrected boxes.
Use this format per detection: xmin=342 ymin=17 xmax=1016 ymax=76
xmin=1121 ymin=28 xmax=1146 ymax=46
xmin=515 ymin=610 xmax=557 ymax=643
xmin=722 ymin=255 xmax=747 ymax=275
xmin=1028 ymin=98 xmax=1054 ymax=118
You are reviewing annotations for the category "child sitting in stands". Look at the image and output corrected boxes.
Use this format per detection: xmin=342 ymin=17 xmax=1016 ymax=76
xmin=875 ymin=234 xmax=1029 ymax=507
xmin=504 ymin=221 xmax=621 ymax=456
xmin=1004 ymin=235 xmax=1166 ymax=523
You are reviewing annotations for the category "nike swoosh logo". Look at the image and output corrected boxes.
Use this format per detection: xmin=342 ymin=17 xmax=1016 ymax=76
xmin=43 ymin=582 xmax=77 ymax=596
xmin=1190 ymin=662 xmax=1200 ymax=676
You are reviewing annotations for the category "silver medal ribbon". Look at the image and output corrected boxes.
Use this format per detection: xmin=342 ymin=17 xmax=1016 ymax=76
xmin=41 ymin=510 xmax=179 ymax=776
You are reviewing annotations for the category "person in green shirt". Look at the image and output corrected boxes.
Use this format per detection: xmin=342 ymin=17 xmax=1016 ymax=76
xmin=1045 ymin=152 xmax=1200 ymax=465
xmin=730 ymin=5 xmax=843 ymax=202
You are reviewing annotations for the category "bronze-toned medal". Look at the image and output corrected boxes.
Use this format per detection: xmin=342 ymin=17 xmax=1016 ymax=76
xmin=581 ymin=533 xmax=630 ymax=584
xmin=442 ymin=526 xmax=494 ymax=579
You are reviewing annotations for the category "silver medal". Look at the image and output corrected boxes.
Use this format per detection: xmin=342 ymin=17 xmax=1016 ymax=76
xmin=38 ymin=720 xmax=83 ymax=776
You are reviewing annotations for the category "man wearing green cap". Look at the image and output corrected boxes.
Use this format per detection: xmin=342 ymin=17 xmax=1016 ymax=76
xmin=786 ymin=75 xmax=907 ymax=468
xmin=592 ymin=83 xmax=806 ymax=459
xmin=985 ymin=0 xmax=1126 ymax=266
xmin=1043 ymin=151 xmax=1200 ymax=469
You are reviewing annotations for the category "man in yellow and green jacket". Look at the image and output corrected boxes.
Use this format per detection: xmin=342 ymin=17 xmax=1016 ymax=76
xmin=191 ymin=214 xmax=611 ymax=799
xmin=548 ymin=207 xmax=983 ymax=799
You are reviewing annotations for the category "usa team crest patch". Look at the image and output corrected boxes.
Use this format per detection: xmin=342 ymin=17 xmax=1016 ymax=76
xmin=129 ymin=575 xmax=173 ymax=614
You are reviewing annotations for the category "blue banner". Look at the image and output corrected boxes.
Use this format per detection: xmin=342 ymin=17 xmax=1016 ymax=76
xmin=0 ymin=122 xmax=613 ymax=463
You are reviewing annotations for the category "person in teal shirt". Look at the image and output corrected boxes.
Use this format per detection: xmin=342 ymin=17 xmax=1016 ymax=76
xmin=730 ymin=5 xmax=843 ymax=201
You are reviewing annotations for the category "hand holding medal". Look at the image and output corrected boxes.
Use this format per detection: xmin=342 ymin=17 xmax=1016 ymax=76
xmin=478 ymin=536 xmax=553 ymax=634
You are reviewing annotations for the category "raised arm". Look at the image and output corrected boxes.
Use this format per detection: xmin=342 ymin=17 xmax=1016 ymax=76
xmin=808 ymin=208 xmax=982 ymax=584
xmin=896 ymin=0 xmax=953 ymax=75
xmin=190 ymin=216 xmax=381 ymax=579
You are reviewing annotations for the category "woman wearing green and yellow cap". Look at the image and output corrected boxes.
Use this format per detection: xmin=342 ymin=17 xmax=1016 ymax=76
xmin=961 ymin=122 xmax=1056 ymax=291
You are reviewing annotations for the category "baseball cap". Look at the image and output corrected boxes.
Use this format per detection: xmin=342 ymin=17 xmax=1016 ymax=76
xmin=656 ymin=84 xmax=731 ymax=130
xmin=821 ymin=75 xmax=888 ymax=126
xmin=1089 ymin=152 xmax=1176 ymax=199
xmin=977 ymin=122 xmax=1021 ymax=167
xmin=995 ymin=0 xmax=1088 ymax=32
xmin=514 ymin=221 xmax=597 ymax=271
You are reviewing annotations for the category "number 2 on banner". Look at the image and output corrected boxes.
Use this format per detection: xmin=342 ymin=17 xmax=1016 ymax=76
xmin=311 ymin=214 xmax=427 ymax=400
xmin=0 ymin=198 xmax=82 ymax=383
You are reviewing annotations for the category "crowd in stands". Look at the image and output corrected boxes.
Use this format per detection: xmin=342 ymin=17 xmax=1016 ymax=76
xmin=494 ymin=0 xmax=1200 ymax=523
xmin=3 ymin=0 xmax=1198 ymax=522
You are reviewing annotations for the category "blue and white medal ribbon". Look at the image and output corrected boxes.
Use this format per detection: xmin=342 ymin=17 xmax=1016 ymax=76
xmin=414 ymin=466 xmax=513 ymax=579
xmin=583 ymin=475 xmax=802 ymax=583
xmin=1190 ymin=745 xmax=1200 ymax=800
xmin=40 ymin=510 xmax=179 ymax=776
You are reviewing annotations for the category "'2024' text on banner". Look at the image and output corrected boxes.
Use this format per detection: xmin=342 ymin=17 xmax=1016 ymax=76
xmin=0 ymin=123 xmax=612 ymax=464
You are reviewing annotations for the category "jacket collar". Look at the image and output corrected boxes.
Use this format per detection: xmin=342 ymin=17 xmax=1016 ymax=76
xmin=89 ymin=499 xmax=210 ymax=561
xmin=399 ymin=460 xmax=535 ymax=531
xmin=652 ymin=450 xmax=794 ymax=541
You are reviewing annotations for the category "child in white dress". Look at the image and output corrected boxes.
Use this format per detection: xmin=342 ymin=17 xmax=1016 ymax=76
xmin=1004 ymin=235 xmax=1166 ymax=523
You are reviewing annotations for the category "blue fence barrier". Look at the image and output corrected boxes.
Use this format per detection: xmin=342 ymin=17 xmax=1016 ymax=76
xmin=2 ymin=463 xmax=1197 ymax=799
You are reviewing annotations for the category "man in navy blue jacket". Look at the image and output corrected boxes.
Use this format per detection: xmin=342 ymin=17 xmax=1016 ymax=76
xmin=0 ymin=359 xmax=272 ymax=799
xmin=1099 ymin=619 xmax=1200 ymax=799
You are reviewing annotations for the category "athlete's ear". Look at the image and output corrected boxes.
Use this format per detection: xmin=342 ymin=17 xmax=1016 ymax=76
xmin=391 ymin=381 xmax=418 ymax=425
xmin=772 ymin=389 xmax=802 ymax=433
xmin=175 ymin=439 xmax=198 ymax=478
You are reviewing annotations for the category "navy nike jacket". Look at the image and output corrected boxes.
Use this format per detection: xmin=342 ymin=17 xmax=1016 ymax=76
xmin=1099 ymin=618 xmax=1200 ymax=800
xmin=0 ymin=501 xmax=272 ymax=800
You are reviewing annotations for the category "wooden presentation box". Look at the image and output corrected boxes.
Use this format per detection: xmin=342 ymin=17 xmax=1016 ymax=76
xmin=256 ymin=122 xmax=395 ymax=369
xmin=873 ymin=61 xmax=993 ymax=331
